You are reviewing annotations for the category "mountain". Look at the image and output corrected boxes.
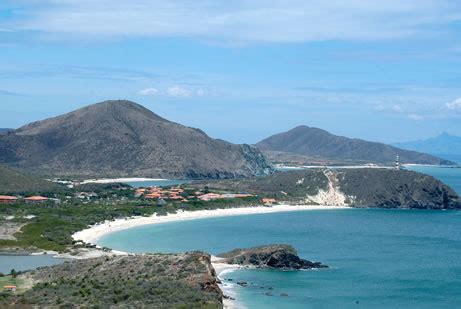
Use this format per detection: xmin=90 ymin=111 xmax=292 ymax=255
xmin=0 ymin=164 xmax=63 ymax=194
xmin=0 ymin=128 xmax=13 ymax=135
xmin=256 ymin=125 xmax=453 ymax=166
xmin=195 ymin=169 xmax=461 ymax=209
xmin=393 ymin=132 xmax=461 ymax=160
xmin=0 ymin=100 xmax=273 ymax=179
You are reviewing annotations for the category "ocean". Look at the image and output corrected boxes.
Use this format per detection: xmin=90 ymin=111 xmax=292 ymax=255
xmin=98 ymin=166 xmax=461 ymax=308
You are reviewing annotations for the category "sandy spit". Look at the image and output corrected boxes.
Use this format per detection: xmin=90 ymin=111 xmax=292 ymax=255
xmin=72 ymin=204 xmax=350 ymax=245
xmin=81 ymin=178 xmax=167 ymax=184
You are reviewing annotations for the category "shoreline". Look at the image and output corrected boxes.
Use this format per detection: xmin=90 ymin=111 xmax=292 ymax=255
xmin=67 ymin=205 xmax=347 ymax=308
xmin=72 ymin=204 xmax=351 ymax=245
xmin=81 ymin=177 xmax=168 ymax=184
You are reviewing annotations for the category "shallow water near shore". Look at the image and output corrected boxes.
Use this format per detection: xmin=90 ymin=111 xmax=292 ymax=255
xmin=0 ymin=254 xmax=64 ymax=273
xmin=99 ymin=208 xmax=461 ymax=308
xmin=98 ymin=166 xmax=461 ymax=308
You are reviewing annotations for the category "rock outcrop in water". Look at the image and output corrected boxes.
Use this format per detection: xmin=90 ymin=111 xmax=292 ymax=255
xmin=217 ymin=244 xmax=327 ymax=270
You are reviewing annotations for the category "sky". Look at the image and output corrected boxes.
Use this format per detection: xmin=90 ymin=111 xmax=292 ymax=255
xmin=1 ymin=1 xmax=461 ymax=144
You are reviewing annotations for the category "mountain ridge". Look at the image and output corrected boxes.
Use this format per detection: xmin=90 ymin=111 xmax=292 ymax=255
xmin=256 ymin=125 xmax=453 ymax=166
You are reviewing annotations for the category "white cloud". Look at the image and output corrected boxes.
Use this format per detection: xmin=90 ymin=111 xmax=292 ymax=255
xmin=5 ymin=0 xmax=461 ymax=44
xmin=166 ymin=86 xmax=192 ymax=97
xmin=138 ymin=87 xmax=159 ymax=96
xmin=373 ymin=104 xmax=403 ymax=112
xmin=408 ymin=114 xmax=424 ymax=121
xmin=446 ymin=98 xmax=461 ymax=110
xmin=137 ymin=85 xmax=205 ymax=98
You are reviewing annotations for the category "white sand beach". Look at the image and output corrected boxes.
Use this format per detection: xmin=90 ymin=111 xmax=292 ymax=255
xmin=72 ymin=204 xmax=350 ymax=245
xmin=81 ymin=177 xmax=167 ymax=184
xmin=71 ymin=204 xmax=350 ymax=308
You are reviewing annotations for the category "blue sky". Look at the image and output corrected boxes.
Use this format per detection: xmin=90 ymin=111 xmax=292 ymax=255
xmin=1 ymin=1 xmax=461 ymax=144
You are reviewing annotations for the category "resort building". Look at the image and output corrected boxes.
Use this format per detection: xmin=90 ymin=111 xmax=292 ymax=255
xmin=24 ymin=196 xmax=49 ymax=203
xmin=3 ymin=285 xmax=16 ymax=292
xmin=262 ymin=198 xmax=277 ymax=206
xmin=0 ymin=196 xmax=17 ymax=204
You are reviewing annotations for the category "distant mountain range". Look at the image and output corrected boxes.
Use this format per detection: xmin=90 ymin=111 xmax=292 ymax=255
xmin=0 ymin=100 xmax=273 ymax=179
xmin=393 ymin=132 xmax=461 ymax=161
xmin=256 ymin=125 xmax=453 ymax=166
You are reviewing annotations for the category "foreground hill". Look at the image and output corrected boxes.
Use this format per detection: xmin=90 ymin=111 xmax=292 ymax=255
xmin=0 ymin=164 xmax=63 ymax=194
xmin=3 ymin=253 xmax=223 ymax=307
xmin=195 ymin=169 xmax=461 ymax=209
xmin=257 ymin=126 xmax=453 ymax=166
xmin=0 ymin=100 xmax=273 ymax=179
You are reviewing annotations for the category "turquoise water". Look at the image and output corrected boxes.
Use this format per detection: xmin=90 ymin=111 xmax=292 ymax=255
xmin=99 ymin=166 xmax=461 ymax=308
xmin=99 ymin=209 xmax=461 ymax=308
xmin=125 ymin=179 xmax=190 ymax=188
xmin=0 ymin=254 xmax=65 ymax=273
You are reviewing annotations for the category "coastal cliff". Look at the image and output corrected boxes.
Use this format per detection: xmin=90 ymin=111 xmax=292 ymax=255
xmin=194 ymin=168 xmax=461 ymax=209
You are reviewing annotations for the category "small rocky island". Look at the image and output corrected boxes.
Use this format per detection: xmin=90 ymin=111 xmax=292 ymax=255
xmin=218 ymin=244 xmax=327 ymax=270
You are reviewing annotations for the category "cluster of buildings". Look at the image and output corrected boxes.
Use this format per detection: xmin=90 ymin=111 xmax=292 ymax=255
xmin=0 ymin=186 xmax=278 ymax=206
xmin=135 ymin=187 xmax=188 ymax=202
xmin=0 ymin=195 xmax=49 ymax=204
xmin=134 ymin=186 xmax=259 ymax=203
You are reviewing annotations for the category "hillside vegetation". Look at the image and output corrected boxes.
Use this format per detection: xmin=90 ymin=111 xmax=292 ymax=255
xmin=0 ymin=164 xmax=63 ymax=194
xmin=195 ymin=169 xmax=461 ymax=209
xmin=1 ymin=253 xmax=222 ymax=308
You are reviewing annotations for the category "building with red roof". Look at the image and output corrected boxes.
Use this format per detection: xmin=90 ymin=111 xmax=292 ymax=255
xmin=0 ymin=196 xmax=18 ymax=204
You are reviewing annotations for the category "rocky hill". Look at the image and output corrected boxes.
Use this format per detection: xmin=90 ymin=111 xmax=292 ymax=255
xmin=2 ymin=253 xmax=223 ymax=307
xmin=0 ymin=164 xmax=63 ymax=194
xmin=0 ymin=100 xmax=273 ymax=179
xmin=195 ymin=169 xmax=461 ymax=209
xmin=257 ymin=126 xmax=453 ymax=166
